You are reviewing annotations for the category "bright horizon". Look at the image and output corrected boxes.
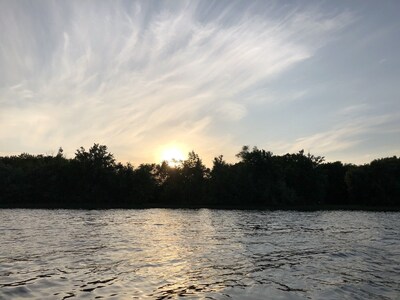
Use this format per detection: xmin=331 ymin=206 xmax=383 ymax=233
xmin=1 ymin=1 xmax=399 ymax=166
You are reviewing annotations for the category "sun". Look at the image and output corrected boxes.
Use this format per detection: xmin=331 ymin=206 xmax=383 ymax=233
xmin=160 ymin=146 xmax=185 ymax=167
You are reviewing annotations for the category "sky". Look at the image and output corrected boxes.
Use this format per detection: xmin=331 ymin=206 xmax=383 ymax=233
xmin=0 ymin=0 xmax=399 ymax=166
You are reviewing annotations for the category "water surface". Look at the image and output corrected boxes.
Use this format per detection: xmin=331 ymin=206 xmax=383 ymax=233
xmin=0 ymin=209 xmax=399 ymax=299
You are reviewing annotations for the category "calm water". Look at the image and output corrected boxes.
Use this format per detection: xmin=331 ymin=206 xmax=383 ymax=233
xmin=0 ymin=209 xmax=399 ymax=299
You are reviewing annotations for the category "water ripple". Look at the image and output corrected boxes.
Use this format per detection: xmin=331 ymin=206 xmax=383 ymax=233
xmin=0 ymin=209 xmax=399 ymax=299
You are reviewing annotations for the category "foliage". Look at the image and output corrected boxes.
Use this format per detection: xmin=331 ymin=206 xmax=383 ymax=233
xmin=0 ymin=144 xmax=399 ymax=208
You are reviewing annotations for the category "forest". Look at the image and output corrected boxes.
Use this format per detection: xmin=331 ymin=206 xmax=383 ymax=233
xmin=0 ymin=144 xmax=399 ymax=209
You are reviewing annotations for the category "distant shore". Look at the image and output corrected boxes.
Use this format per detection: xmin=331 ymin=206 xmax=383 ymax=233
xmin=1 ymin=203 xmax=399 ymax=212
xmin=1 ymin=144 xmax=399 ymax=210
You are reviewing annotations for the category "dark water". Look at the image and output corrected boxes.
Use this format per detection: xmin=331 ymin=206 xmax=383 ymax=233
xmin=0 ymin=209 xmax=399 ymax=299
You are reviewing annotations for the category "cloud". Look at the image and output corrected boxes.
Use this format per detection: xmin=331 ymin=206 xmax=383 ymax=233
xmin=217 ymin=102 xmax=247 ymax=121
xmin=339 ymin=104 xmax=371 ymax=115
xmin=0 ymin=1 xmax=352 ymax=164
xmin=267 ymin=113 xmax=400 ymax=162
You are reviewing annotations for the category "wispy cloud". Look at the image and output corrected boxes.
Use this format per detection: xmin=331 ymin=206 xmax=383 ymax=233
xmin=0 ymin=1 xmax=353 ymax=163
xmin=339 ymin=103 xmax=371 ymax=115
xmin=267 ymin=113 xmax=400 ymax=163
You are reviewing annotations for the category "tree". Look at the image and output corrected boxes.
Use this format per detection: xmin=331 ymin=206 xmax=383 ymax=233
xmin=320 ymin=162 xmax=349 ymax=205
xmin=72 ymin=144 xmax=117 ymax=207
xmin=75 ymin=143 xmax=115 ymax=169
xmin=209 ymin=155 xmax=237 ymax=204
xmin=180 ymin=151 xmax=209 ymax=204
xmin=345 ymin=156 xmax=400 ymax=205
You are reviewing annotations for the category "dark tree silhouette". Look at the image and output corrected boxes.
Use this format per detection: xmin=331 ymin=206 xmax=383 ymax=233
xmin=320 ymin=162 xmax=350 ymax=205
xmin=345 ymin=156 xmax=400 ymax=206
xmin=0 ymin=144 xmax=399 ymax=209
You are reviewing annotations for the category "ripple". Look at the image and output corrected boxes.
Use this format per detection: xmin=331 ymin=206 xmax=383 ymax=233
xmin=0 ymin=209 xmax=399 ymax=299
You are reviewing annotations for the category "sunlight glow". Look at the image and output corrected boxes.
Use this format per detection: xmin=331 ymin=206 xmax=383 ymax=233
xmin=160 ymin=146 xmax=186 ymax=167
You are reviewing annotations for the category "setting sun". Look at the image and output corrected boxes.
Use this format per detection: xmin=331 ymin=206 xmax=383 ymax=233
xmin=160 ymin=147 xmax=186 ymax=167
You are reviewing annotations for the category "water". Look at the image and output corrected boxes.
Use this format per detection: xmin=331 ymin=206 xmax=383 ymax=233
xmin=0 ymin=209 xmax=399 ymax=299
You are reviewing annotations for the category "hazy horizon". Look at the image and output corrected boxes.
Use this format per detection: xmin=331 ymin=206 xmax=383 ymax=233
xmin=1 ymin=0 xmax=399 ymax=166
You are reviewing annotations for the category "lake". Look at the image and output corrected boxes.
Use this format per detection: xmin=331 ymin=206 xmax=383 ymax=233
xmin=0 ymin=209 xmax=399 ymax=299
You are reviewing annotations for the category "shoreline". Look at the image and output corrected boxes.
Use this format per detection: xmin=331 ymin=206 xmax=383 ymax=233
xmin=1 ymin=204 xmax=399 ymax=212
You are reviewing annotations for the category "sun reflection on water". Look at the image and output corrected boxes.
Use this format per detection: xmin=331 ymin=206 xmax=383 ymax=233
xmin=0 ymin=210 xmax=399 ymax=299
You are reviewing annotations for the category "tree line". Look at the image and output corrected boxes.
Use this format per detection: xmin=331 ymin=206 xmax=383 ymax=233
xmin=0 ymin=144 xmax=399 ymax=209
